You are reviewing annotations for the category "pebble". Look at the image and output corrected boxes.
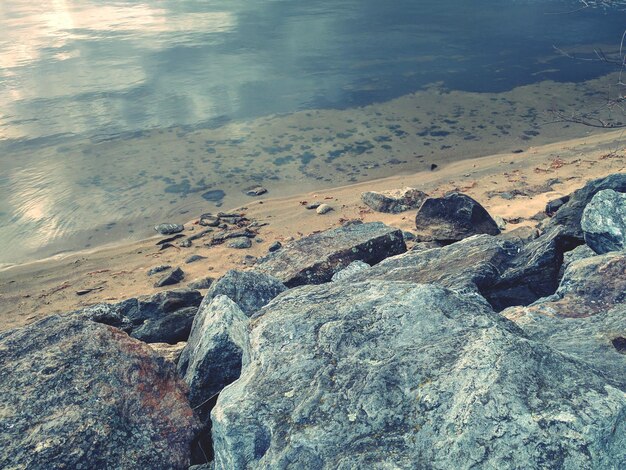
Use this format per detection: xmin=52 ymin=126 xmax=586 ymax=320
xmin=228 ymin=237 xmax=252 ymax=249
xmin=245 ymin=186 xmax=268 ymax=196
xmin=147 ymin=265 xmax=172 ymax=276
xmin=199 ymin=214 xmax=220 ymax=227
xmin=316 ymin=204 xmax=333 ymax=215
xmin=154 ymin=223 xmax=184 ymax=235
xmin=154 ymin=267 xmax=185 ymax=287
xmin=268 ymin=241 xmax=282 ymax=252
xmin=185 ymin=255 xmax=207 ymax=264
xmin=306 ymin=202 xmax=321 ymax=210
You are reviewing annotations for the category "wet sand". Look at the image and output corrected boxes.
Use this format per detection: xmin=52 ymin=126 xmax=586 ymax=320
xmin=1 ymin=71 xmax=622 ymax=266
xmin=1 ymin=128 xmax=624 ymax=332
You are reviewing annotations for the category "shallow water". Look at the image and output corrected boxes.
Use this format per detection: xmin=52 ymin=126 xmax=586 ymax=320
xmin=1 ymin=0 xmax=625 ymax=265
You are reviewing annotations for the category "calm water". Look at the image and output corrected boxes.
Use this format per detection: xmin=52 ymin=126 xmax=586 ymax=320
xmin=1 ymin=0 xmax=625 ymax=265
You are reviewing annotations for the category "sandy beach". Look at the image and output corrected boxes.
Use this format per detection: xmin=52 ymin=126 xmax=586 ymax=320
xmin=1 ymin=128 xmax=624 ymax=332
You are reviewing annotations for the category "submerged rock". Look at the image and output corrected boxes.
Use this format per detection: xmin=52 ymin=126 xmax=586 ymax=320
xmin=202 ymin=270 xmax=287 ymax=317
xmin=545 ymin=173 xmax=626 ymax=240
xmin=0 ymin=315 xmax=198 ymax=469
xmin=414 ymin=192 xmax=500 ymax=242
xmin=155 ymin=223 xmax=184 ymax=235
xmin=77 ymin=288 xmax=202 ymax=344
xmin=212 ymin=281 xmax=626 ymax=469
xmin=255 ymin=222 xmax=406 ymax=287
xmin=581 ymin=189 xmax=626 ymax=254
xmin=360 ymin=187 xmax=428 ymax=213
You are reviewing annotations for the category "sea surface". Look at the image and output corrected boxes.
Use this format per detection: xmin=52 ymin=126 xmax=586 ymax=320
xmin=1 ymin=0 xmax=625 ymax=265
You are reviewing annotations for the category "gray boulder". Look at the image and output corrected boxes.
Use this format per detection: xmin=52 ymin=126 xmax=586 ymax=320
xmin=202 ymin=270 xmax=287 ymax=317
xmin=255 ymin=222 xmax=406 ymax=287
xmin=154 ymin=267 xmax=185 ymax=287
xmin=545 ymin=173 xmax=626 ymax=240
xmin=349 ymin=234 xmax=519 ymax=296
xmin=212 ymin=281 xmax=626 ymax=469
xmin=481 ymin=226 xmax=581 ymax=311
xmin=178 ymin=296 xmax=248 ymax=413
xmin=155 ymin=223 xmax=185 ymax=235
xmin=361 ymin=187 xmax=428 ymax=213
xmin=582 ymin=189 xmax=626 ymax=254
xmin=76 ymin=288 xmax=202 ymax=344
xmin=414 ymin=192 xmax=500 ymax=242
xmin=0 ymin=315 xmax=198 ymax=469
xmin=331 ymin=260 xmax=370 ymax=281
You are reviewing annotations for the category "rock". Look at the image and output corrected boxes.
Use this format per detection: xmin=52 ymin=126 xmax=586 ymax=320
xmin=149 ymin=341 xmax=187 ymax=364
xmin=360 ymin=187 xmax=428 ymax=213
xmin=305 ymin=202 xmax=321 ymax=210
xmin=402 ymin=230 xmax=416 ymax=242
xmin=245 ymin=186 xmax=268 ymax=196
xmin=188 ymin=277 xmax=215 ymax=290
xmin=349 ymin=234 xmax=518 ymax=297
xmin=202 ymin=270 xmax=287 ymax=317
xmin=414 ymin=192 xmax=500 ymax=242
xmin=505 ymin=250 xmax=626 ymax=320
xmin=481 ymin=226 xmax=581 ymax=311
xmin=228 ymin=237 xmax=252 ymax=249
xmin=560 ymin=244 xmax=596 ymax=276
xmin=178 ymin=296 xmax=248 ymax=419
xmin=331 ymin=260 xmax=370 ymax=281
xmin=155 ymin=267 xmax=185 ymax=288
xmin=255 ymin=222 xmax=407 ymax=287
xmin=493 ymin=215 xmax=507 ymax=230
xmin=0 ymin=315 xmax=198 ymax=469
xmin=179 ymin=238 xmax=192 ymax=248
xmin=212 ymin=281 xmax=626 ymax=469
xmin=199 ymin=214 xmax=220 ymax=227
xmin=201 ymin=190 xmax=225 ymax=204
xmin=545 ymin=173 xmax=626 ymax=240
xmin=268 ymin=241 xmax=282 ymax=252
xmin=208 ymin=229 xmax=256 ymax=246
xmin=186 ymin=254 xmax=208 ymax=264
xmin=77 ymin=288 xmax=202 ymax=344
xmin=546 ymin=195 xmax=570 ymax=215
xmin=581 ymin=189 xmax=626 ymax=254
xmin=148 ymin=264 xmax=172 ymax=276
xmin=316 ymin=203 xmax=333 ymax=214
xmin=155 ymin=223 xmax=184 ymax=235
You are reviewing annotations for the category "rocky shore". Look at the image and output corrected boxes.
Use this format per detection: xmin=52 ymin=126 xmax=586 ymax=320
xmin=1 ymin=170 xmax=625 ymax=469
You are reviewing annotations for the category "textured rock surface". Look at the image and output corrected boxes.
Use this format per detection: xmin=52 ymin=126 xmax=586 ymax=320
xmin=562 ymin=244 xmax=596 ymax=272
xmin=149 ymin=341 xmax=187 ymax=364
xmin=202 ymin=270 xmax=287 ymax=317
xmin=155 ymin=223 xmax=185 ymax=235
xmin=482 ymin=226 xmax=581 ymax=311
xmin=504 ymin=251 xmax=626 ymax=319
xmin=414 ymin=192 xmax=500 ymax=242
xmin=349 ymin=234 xmax=518 ymax=296
xmin=255 ymin=222 xmax=406 ymax=287
xmin=581 ymin=189 xmax=626 ymax=254
xmin=331 ymin=260 xmax=370 ymax=281
xmin=212 ymin=281 xmax=626 ymax=469
xmin=154 ymin=266 xmax=185 ymax=287
xmin=0 ymin=315 xmax=198 ymax=469
xmin=360 ymin=187 xmax=428 ymax=213
xmin=545 ymin=173 xmax=626 ymax=240
xmin=178 ymin=296 xmax=248 ymax=413
xmin=76 ymin=288 xmax=202 ymax=344
xmin=505 ymin=304 xmax=626 ymax=392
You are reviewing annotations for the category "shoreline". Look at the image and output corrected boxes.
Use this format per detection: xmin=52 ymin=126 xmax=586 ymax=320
xmin=0 ymin=129 xmax=624 ymax=331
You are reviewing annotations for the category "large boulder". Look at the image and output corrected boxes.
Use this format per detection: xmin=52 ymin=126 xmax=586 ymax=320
xmin=178 ymin=296 xmax=249 ymax=462
xmin=481 ymin=226 xmax=581 ymax=311
xmin=360 ymin=187 xmax=428 ymax=213
xmin=76 ymin=288 xmax=202 ymax=344
xmin=0 ymin=315 xmax=199 ymax=469
xmin=212 ymin=281 xmax=626 ymax=469
xmin=504 ymin=251 xmax=626 ymax=320
xmin=581 ymin=189 xmax=626 ymax=254
xmin=414 ymin=192 xmax=500 ymax=242
xmin=348 ymin=234 xmax=519 ymax=296
xmin=201 ymin=270 xmax=287 ymax=317
xmin=545 ymin=173 xmax=626 ymax=240
xmin=255 ymin=222 xmax=406 ymax=287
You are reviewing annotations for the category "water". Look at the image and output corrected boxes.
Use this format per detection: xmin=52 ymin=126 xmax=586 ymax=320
xmin=1 ymin=0 xmax=625 ymax=265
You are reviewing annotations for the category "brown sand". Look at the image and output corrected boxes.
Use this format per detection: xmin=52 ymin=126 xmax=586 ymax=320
xmin=0 ymin=129 xmax=624 ymax=332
